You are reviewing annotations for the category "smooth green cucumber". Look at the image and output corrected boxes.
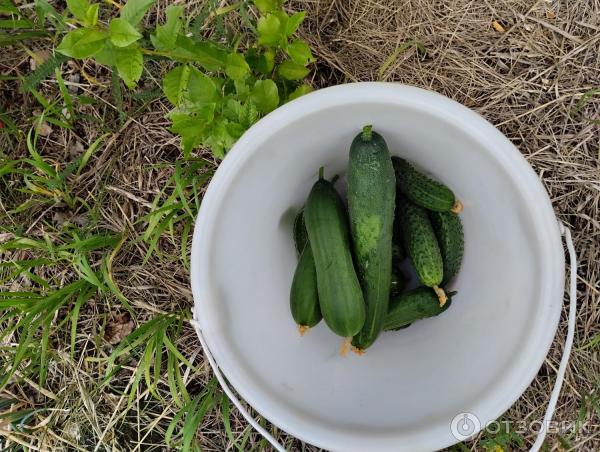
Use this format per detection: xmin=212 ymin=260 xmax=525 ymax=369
xmin=383 ymin=287 xmax=454 ymax=331
xmin=392 ymin=157 xmax=460 ymax=212
xmin=290 ymin=210 xmax=321 ymax=333
xmin=397 ymin=196 xmax=447 ymax=305
xmin=305 ymin=173 xmax=365 ymax=337
xmin=290 ymin=245 xmax=322 ymax=333
xmin=430 ymin=210 xmax=464 ymax=284
xmin=347 ymin=125 xmax=396 ymax=351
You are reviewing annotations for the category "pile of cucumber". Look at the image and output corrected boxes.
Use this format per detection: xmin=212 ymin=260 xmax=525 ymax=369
xmin=290 ymin=125 xmax=464 ymax=354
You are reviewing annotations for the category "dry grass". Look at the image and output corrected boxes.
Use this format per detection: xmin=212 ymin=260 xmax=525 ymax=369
xmin=298 ymin=0 xmax=600 ymax=448
xmin=1 ymin=0 xmax=599 ymax=451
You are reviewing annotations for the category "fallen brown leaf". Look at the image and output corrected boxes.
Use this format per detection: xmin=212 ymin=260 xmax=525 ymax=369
xmin=105 ymin=313 xmax=135 ymax=345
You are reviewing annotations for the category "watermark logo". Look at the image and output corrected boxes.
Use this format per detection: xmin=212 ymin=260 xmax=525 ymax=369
xmin=450 ymin=411 xmax=600 ymax=442
xmin=451 ymin=412 xmax=481 ymax=440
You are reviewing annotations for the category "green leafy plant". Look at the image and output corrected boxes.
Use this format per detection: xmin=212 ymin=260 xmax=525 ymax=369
xmin=55 ymin=0 xmax=315 ymax=158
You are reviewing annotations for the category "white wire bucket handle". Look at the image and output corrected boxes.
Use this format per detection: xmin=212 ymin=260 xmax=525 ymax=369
xmin=191 ymin=223 xmax=577 ymax=452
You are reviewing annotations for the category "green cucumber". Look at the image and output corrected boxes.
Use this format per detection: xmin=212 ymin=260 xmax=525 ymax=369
xmin=305 ymin=170 xmax=365 ymax=337
xmin=293 ymin=209 xmax=308 ymax=254
xmin=383 ymin=287 xmax=454 ymax=331
xmin=392 ymin=157 xmax=461 ymax=213
xmin=392 ymin=218 xmax=406 ymax=264
xmin=348 ymin=125 xmax=396 ymax=351
xmin=430 ymin=211 xmax=464 ymax=284
xmin=290 ymin=210 xmax=321 ymax=334
xmin=397 ymin=196 xmax=448 ymax=305
xmin=390 ymin=270 xmax=406 ymax=297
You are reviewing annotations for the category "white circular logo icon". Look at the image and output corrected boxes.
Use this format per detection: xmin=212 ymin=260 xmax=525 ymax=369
xmin=451 ymin=412 xmax=481 ymax=441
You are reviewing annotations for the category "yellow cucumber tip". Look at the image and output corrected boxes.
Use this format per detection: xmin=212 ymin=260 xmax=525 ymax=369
xmin=297 ymin=325 xmax=310 ymax=336
xmin=451 ymin=200 xmax=463 ymax=213
xmin=434 ymin=286 xmax=448 ymax=307
xmin=339 ymin=337 xmax=352 ymax=357
xmin=351 ymin=346 xmax=366 ymax=356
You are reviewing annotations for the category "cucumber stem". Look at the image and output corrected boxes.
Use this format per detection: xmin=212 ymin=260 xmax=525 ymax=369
xmin=330 ymin=174 xmax=340 ymax=185
xmin=433 ymin=286 xmax=448 ymax=307
xmin=339 ymin=337 xmax=352 ymax=357
xmin=318 ymin=166 xmax=324 ymax=180
xmin=297 ymin=325 xmax=309 ymax=336
xmin=361 ymin=125 xmax=373 ymax=141
xmin=451 ymin=200 xmax=463 ymax=213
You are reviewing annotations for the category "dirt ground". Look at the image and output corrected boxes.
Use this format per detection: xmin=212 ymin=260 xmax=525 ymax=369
xmin=1 ymin=0 xmax=599 ymax=450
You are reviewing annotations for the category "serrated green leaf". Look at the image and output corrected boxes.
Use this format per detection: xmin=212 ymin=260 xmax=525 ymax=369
xmin=109 ymin=18 xmax=143 ymax=47
xmin=288 ymin=83 xmax=312 ymax=101
xmin=225 ymin=53 xmax=250 ymax=81
xmin=169 ymin=105 xmax=215 ymax=156
xmin=257 ymin=14 xmax=283 ymax=47
xmin=204 ymin=119 xmax=235 ymax=158
xmin=57 ymin=28 xmax=107 ymax=59
xmin=251 ymin=79 xmax=279 ymax=113
xmin=86 ymin=3 xmax=99 ymax=26
xmin=252 ymin=0 xmax=282 ymax=14
xmin=120 ymin=0 xmax=155 ymax=26
xmin=234 ymin=79 xmax=250 ymax=101
xmin=115 ymin=47 xmax=143 ymax=88
xmin=286 ymin=11 xmax=305 ymax=36
xmin=163 ymin=65 xmax=190 ymax=106
xmin=152 ymin=4 xmax=184 ymax=50
xmin=239 ymin=101 xmax=258 ymax=127
xmin=66 ymin=0 xmax=90 ymax=21
xmin=278 ymin=60 xmax=310 ymax=80
xmin=286 ymin=39 xmax=313 ymax=65
xmin=223 ymin=98 xmax=242 ymax=122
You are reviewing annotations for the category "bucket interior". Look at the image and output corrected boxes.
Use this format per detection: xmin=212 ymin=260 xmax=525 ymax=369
xmin=192 ymin=86 xmax=563 ymax=451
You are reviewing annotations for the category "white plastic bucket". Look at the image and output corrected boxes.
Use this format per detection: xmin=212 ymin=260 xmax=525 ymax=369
xmin=190 ymin=83 xmax=568 ymax=451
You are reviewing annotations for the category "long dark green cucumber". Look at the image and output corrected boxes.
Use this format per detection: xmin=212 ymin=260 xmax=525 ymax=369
xmin=290 ymin=210 xmax=321 ymax=333
xmin=392 ymin=157 xmax=461 ymax=213
xmin=305 ymin=172 xmax=365 ymax=337
xmin=430 ymin=210 xmax=464 ymax=284
xmin=347 ymin=125 xmax=396 ymax=352
xmin=397 ymin=196 xmax=447 ymax=305
xmin=383 ymin=287 xmax=454 ymax=331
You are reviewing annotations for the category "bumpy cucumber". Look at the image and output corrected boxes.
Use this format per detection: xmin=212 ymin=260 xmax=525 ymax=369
xmin=347 ymin=126 xmax=396 ymax=351
xmin=383 ymin=287 xmax=453 ymax=331
xmin=305 ymin=172 xmax=365 ymax=337
xmin=392 ymin=157 xmax=461 ymax=213
xmin=293 ymin=209 xmax=308 ymax=254
xmin=397 ymin=196 xmax=447 ymax=305
xmin=430 ymin=210 xmax=464 ymax=284
xmin=290 ymin=210 xmax=321 ymax=334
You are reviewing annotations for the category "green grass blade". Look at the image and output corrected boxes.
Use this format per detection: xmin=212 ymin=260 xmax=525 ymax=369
xmin=54 ymin=67 xmax=74 ymax=122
